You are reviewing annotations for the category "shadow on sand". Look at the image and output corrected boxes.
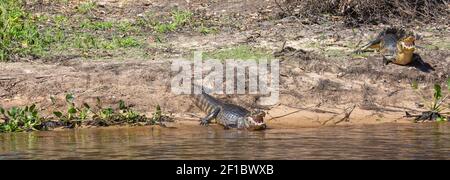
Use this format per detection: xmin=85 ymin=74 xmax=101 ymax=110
xmin=407 ymin=54 xmax=435 ymax=73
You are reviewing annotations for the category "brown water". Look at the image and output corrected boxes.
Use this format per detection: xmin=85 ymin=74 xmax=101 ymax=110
xmin=1 ymin=123 xmax=450 ymax=160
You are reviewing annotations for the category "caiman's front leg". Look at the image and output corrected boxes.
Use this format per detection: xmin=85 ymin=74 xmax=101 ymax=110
xmin=200 ymin=107 xmax=220 ymax=126
xmin=383 ymin=56 xmax=392 ymax=65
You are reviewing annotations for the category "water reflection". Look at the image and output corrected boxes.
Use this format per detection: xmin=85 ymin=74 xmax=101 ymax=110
xmin=1 ymin=123 xmax=450 ymax=159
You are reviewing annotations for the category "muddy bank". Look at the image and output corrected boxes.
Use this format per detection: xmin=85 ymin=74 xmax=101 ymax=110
xmin=1 ymin=54 xmax=447 ymax=128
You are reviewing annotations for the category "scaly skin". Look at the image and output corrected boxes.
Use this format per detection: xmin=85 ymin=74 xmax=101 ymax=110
xmin=192 ymin=91 xmax=266 ymax=130
xmin=354 ymin=28 xmax=416 ymax=65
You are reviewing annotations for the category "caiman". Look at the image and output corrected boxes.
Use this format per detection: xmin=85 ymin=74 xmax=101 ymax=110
xmin=354 ymin=27 xmax=416 ymax=65
xmin=192 ymin=90 xmax=267 ymax=130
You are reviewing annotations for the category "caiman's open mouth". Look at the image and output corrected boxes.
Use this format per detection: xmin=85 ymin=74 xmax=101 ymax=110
xmin=246 ymin=116 xmax=266 ymax=130
xmin=400 ymin=36 xmax=416 ymax=50
xmin=244 ymin=110 xmax=267 ymax=130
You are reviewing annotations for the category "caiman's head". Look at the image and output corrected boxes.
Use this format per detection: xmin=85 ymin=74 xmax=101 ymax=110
xmin=238 ymin=110 xmax=267 ymax=130
xmin=393 ymin=34 xmax=416 ymax=65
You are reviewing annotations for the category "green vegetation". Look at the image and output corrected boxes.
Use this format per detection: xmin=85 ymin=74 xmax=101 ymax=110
xmin=411 ymin=79 xmax=450 ymax=122
xmin=114 ymin=37 xmax=140 ymax=48
xmin=198 ymin=24 xmax=217 ymax=35
xmin=423 ymin=41 xmax=450 ymax=50
xmin=351 ymin=52 xmax=370 ymax=59
xmin=0 ymin=0 xmax=49 ymax=61
xmin=153 ymin=10 xmax=193 ymax=34
xmin=76 ymin=1 xmax=97 ymax=14
xmin=80 ymin=20 xmax=113 ymax=31
xmin=203 ymin=45 xmax=273 ymax=61
xmin=0 ymin=104 xmax=44 ymax=132
xmin=116 ymin=21 xmax=138 ymax=33
xmin=0 ymin=94 xmax=172 ymax=133
xmin=0 ymin=0 xmax=215 ymax=61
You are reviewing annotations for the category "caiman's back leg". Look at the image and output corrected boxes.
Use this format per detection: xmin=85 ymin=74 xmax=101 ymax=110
xmin=353 ymin=38 xmax=381 ymax=54
xmin=200 ymin=107 xmax=220 ymax=126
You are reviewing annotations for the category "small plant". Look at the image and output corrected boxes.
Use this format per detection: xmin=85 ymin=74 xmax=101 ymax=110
xmin=88 ymin=99 xmax=150 ymax=126
xmin=114 ymin=37 xmax=140 ymax=48
xmin=117 ymin=100 xmax=147 ymax=124
xmin=151 ymin=104 xmax=162 ymax=124
xmin=0 ymin=104 xmax=44 ymax=132
xmin=408 ymin=79 xmax=450 ymax=122
xmin=198 ymin=24 xmax=217 ymax=35
xmin=151 ymin=104 xmax=173 ymax=125
xmin=52 ymin=93 xmax=88 ymax=128
xmin=1 ymin=95 xmax=172 ymax=133
xmin=116 ymin=21 xmax=135 ymax=32
xmin=203 ymin=45 xmax=273 ymax=61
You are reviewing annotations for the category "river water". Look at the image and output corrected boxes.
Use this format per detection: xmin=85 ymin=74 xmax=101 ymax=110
xmin=1 ymin=123 xmax=450 ymax=159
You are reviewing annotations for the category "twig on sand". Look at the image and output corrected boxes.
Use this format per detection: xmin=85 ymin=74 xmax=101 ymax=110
xmin=281 ymin=40 xmax=287 ymax=51
xmin=0 ymin=77 xmax=15 ymax=81
xmin=267 ymin=104 xmax=324 ymax=121
xmin=186 ymin=113 xmax=202 ymax=119
xmin=35 ymin=75 xmax=53 ymax=79
xmin=321 ymin=104 xmax=356 ymax=125
xmin=0 ymin=75 xmax=53 ymax=81
xmin=268 ymin=109 xmax=304 ymax=121
xmin=334 ymin=105 xmax=356 ymax=125
xmin=274 ymin=0 xmax=289 ymax=15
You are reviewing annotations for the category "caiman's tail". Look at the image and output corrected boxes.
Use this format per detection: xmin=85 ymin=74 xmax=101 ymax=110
xmin=381 ymin=27 xmax=406 ymax=39
xmin=191 ymin=85 xmax=221 ymax=114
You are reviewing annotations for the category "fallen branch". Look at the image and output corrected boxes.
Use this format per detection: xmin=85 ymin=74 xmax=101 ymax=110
xmin=35 ymin=75 xmax=53 ymax=79
xmin=321 ymin=104 xmax=356 ymax=125
xmin=268 ymin=109 xmax=303 ymax=121
xmin=267 ymin=104 xmax=326 ymax=121
xmin=0 ymin=75 xmax=53 ymax=81
xmin=274 ymin=0 xmax=289 ymax=16
xmin=334 ymin=105 xmax=356 ymax=125
xmin=0 ymin=77 xmax=15 ymax=81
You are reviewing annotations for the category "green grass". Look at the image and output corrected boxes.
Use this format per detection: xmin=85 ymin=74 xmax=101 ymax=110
xmin=71 ymin=33 xmax=141 ymax=50
xmin=198 ymin=24 xmax=217 ymax=35
xmin=422 ymin=41 xmax=450 ymax=50
xmin=154 ymin=10 xmax=192 ymax=33
xmin=80 ymin=20 xmax=113 ymax=30
xmin=203 ymin=45 xmax=273 ymax=61
xmin=53 ymin=15 xmax=68 ymax=28
xmin=45 ymin=15 xmax=143 ymax=53
xmin=73 ymin=33 xmax=98 ymax=49
xmin=0 ymin=0 xmax=49 ymax=61
xmin=116 ymin=21 xmax=139 ymax=33
xmin=76 ymin=1 xmax=96 ymax=14
xmin=0 ymin=4 xmax=212 ymax=61
xmin=114 ymin=36 xmax=141 ymax=48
